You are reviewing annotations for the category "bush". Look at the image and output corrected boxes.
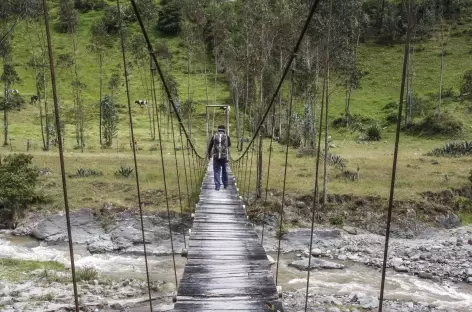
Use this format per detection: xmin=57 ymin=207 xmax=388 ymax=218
xmin=157 ymin=0 xmax=181 ymax=35
xmin=460 ymin=69 xmax=472 ymax=98
xmin=469 ymin=170 xmax=472 ymax=184
xmin=69 ymin=168 xmax=103 ymax=178
xmin=76 ymin=266 xmax=98 ymax=282
xmin=74 ymin=0 xmax=106 ymax=12
xmin=409 ymin=113 xmax=463 ymax=137
xmin=364 ymin=124 xmax=382 ymax=141
xmin=0 ymin=154 xmax=42 ymax=227
xmin=115 ymin=166 xmax=134 ymax=178
xmin=296 ymin=147 xmax=316 ymax=158
xmin=428 ymin=141 xmax=472 ymax=157
xmin=325 ymin=153 xmax=347 ymax=169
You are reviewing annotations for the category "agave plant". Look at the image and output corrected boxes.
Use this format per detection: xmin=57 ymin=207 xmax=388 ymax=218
xmin=429 ymin=141 xmax=472 ymax=157
xmin=115 ymin=166 xmax=134 ymax=178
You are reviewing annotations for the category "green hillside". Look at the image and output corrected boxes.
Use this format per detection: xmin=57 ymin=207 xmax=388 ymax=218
xmin=1 ymin=0 xmax=472 ymax=218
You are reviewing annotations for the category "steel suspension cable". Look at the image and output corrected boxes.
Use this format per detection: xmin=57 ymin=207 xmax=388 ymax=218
xmin=130 ymin=0 xmax=204 ymax=160
xmin=261 ymin=107 xmax=276 ymax=245
xmin=275 ymin=65 xmax=295 ymax=286
xmin=116 ymin=0 xmax=154 ymax=309
xmin=379 ymin=2 xmax=412 ymax=311
xmin=243 ymin=146 xmax=251 ymax=196
xmin=187 ymin=140 xmax=195 ymax=195
xmin=42 ymin=1 xmax=79 ymax=311
xmin=168 ymin=101 xmax=187 ymax=249
xmin=178 ymin=125 xmax=191 ymax=214
xmin=304 ymin=53 xmax=328 ymax=312
xmin=234 ymin=0 xmax=322 ymax=162
xmin=152 ymin=81 xmax=179 ymax=290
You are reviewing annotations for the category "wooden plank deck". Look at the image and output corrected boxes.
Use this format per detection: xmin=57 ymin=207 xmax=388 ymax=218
xmin=173 ymin=161 xmax=283 ymax=312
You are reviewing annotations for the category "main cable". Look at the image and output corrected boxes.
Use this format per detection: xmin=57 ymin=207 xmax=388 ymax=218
xmin=234 ymin=0 xmax=323 ymax=162
xmin=116 ymin=0 xmax=154 ymax=310
xmin=42 ymin=1 xmax=80 ymax=311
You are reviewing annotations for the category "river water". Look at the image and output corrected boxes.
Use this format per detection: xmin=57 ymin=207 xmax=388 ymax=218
xmin=1 ymin=233 xmax=471 ymax=311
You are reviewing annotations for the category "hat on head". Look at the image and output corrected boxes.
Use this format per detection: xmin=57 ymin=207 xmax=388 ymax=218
xmin=218 ymin=125 xmax=225 ymax=131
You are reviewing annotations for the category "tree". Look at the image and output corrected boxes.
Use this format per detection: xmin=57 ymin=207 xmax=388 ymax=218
xmin=1 ymin=63 xmax=21 ymax=146
xmin=88 ymin=19 xmax=114 ymax=145
xmin=436 ymin=17 xmax=449 ymax=117
xmin=0 ymin=154 xmax=41 ymax=228
xmin=108 ymin=70 xmax=122 ymax=99
xmin=460 ymin=69 xmax=472 ymax=99
xmin=101 ymin=95 xmax=118 ymax=147
xmin=58 ymin=0 xmax=79 ymax=33
xmin=157 ymin=0 xmax=181 ymax=36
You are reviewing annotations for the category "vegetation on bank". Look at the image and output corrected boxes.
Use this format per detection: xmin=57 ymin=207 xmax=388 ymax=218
xmin=0 ymin=0 xmax=471 ymax=227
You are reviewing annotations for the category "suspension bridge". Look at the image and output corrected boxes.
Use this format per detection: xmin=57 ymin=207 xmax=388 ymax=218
xmin=3 ymin=0 xmax=417 ymax=310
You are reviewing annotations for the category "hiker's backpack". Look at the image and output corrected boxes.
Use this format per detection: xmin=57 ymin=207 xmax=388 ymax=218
xmin=212 ymin=133 xmax=228 ymax=161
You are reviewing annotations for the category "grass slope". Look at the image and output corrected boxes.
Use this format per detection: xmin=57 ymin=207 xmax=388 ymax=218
xmin=1 ymin=3 xmax=471 ymax=216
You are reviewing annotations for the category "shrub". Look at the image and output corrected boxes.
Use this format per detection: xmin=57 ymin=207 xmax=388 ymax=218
xmin=69 ymin=168 xmax=103 ymax=178
xmin=332 ymin=114 xmax=373 ymax=131
xmin=76 ymin=266 xmax=98 ymax=282
xmin=469 ymin=170 xmax=472 ymax=184
xmin=0 ymin=154 xmax=42 ymax=227
xmin=329 ymin=215 xmax=344 ymax=226
xmin=325 ymin=153 xmax=347 ymax=169
xmin=409 ymin=113 xmax=463 ymax=136
xmin=74 ymin=0 xmax=106 ymax=12
xmin=428 ymin=141 xmax=472 ymax=157
xmin=115 ymin=166 xmax=134 ymax=178
xmin=365 ymin=124 xmax=382 ymax=141
xmin=296 ymin=147 xmax=316 ymax=158
xmin=460 ymin=69 xmax=472 ymax=98
xmin=157 ymin=0 xmax=181 ymax=35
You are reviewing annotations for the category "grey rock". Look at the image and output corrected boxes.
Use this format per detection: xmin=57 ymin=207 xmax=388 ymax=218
xmin=343 ymin=226 xmax=357 ymax=235
xmin=467 ymin=277 xmax=472 ymax=284
xmin=296 ymin=201 xmax=306 ymax=209
xmin=358 ymin=296 xmax=379 ymax=309
xmin=466 ymin=268 xmax=472 ymax=277
xmin=394 ymin=266 xmax=409 ymax=273
xmin=438 ymin=213 xmax=461 ymax=229
xmin=110 ymin=303 xmax=124 ymax=311
xmin=311 ymin=248 xmax=322 ymax=257
xmin=289 ymin=257 xmax=344 ymax=271
xmin=418 ymin=272 xmax=433 ymax=280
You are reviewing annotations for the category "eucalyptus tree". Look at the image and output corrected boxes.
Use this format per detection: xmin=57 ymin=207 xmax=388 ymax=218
xmin=88 ymin=19 xmax=114 ymax=146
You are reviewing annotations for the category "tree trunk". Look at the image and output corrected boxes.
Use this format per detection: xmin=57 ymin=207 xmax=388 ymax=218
xmin=99 ymin=54 xmax=103 ymax=146
xmin=323 ymin=0 xmax=332 ymax=205
xmin=346 ymin=27 xmax=360 ymax=127
xmin=43 ymin=56 xmax=49 ymax=150
xmin=437 ymin=47 xmax=444 ymax=118
xmin=3 ymin=90 xmax=7 ymax=146
xmin=279 ymin=51 xmax=283 ymax=141
xmin=204 ymin=58 xmax=209 ymax=142
xmin=256 ymin=134 xmax=263 ymax=199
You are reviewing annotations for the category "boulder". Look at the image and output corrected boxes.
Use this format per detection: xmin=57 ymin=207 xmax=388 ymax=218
xmin=438 ymin=213 xmax=461 ymax=229
xmin=289 ymin=257 xmax=344 ymax=271
xmin=295 ymin=201 xmax=306 ymax=209
xmin=311 ymin=248 xmax=322 ymax=257
xmin=342 ymin=226 xmax=357 ymax=235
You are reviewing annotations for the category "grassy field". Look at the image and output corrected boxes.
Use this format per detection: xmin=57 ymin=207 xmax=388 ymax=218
xmin=1 ymin=2 xmax=472 ymax=214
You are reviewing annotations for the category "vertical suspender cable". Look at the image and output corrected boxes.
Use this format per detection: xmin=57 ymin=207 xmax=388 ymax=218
xmin=41 ymin=1 xmax=80 ymax=311
xmin=275 ymin=64 xmax=295 ymax=286
xmin=246 ymin=143 xmax=255 ymax=202
xmin=169 ymin=101 xmax=186 ymax=248
xmin=179 ymin=125 xmax=191 ymax=213
xmin=243 ymin=147 xmax=250 ymax=195
xmin=304 ymin=48 xmax=328 ymax=311
xmin=379 ymin=1 xmax=411 ymax=311
xmin=261 ymin=107 xmax=276 ymax=245
xmin=116 ymin=0 xmax=154 ymax=309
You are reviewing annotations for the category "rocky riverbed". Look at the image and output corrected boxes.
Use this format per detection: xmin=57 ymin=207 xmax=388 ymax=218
xmin=0 ymin=208 xmax=471 ymax=311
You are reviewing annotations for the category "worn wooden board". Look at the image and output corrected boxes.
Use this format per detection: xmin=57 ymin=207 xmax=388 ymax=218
xmin=173 ymin=161 xmax=283 ymax=312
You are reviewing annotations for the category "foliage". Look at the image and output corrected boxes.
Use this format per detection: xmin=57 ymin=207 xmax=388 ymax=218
xmin=0 ymin=93 xmax=26 ymax=112
xmin=115 ymin=166 xmax=134 ymax=178
xmin=157 ymin=0 xmax=182 ymax=35
xmin=74 ymin=0 xmax=106 ymax=12
xmin=69 ymin=168 xmax=103 ymax=178
xmin=58 ymin=0 xmax=79 ymax=33
xmin=428 ymin=141 xmax=472 ymax=157
xmin=325 ymin=153 xmax=347 ymax=170
xmin=460 ymin=69 xmax=472 ymax=98
xmin=329 ymin=215 xmax=344 ymax=226
xmin=0 ymin=154 xmax=42 ymax=227
xmin=76 ymin=266 xmax=98 ymax=281
xmin=364 ymin=124 xmax=382 ymax=141
xmin=469 ymin=170 xmax=472 ymax=184
xmin=333 ymin=114 xmax=374 ymax=131
xmin=296 ymin=147 xmax=316 ymax=158
xmin=101 ymin=95 xmax=118 ymax=147
xmin=409 ymin=113 xmax=463 ymax=136
xmin=107 ymin=72 xmax=122 ymax=98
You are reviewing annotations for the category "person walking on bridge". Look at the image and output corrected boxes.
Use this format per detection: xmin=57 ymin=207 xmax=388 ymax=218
xmin=208 ymin=125 xmax=231 ymax=191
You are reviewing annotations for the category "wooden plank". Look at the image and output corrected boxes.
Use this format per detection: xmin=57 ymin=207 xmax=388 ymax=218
xmin=172 ymin=162 xmax=283 ymax=311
